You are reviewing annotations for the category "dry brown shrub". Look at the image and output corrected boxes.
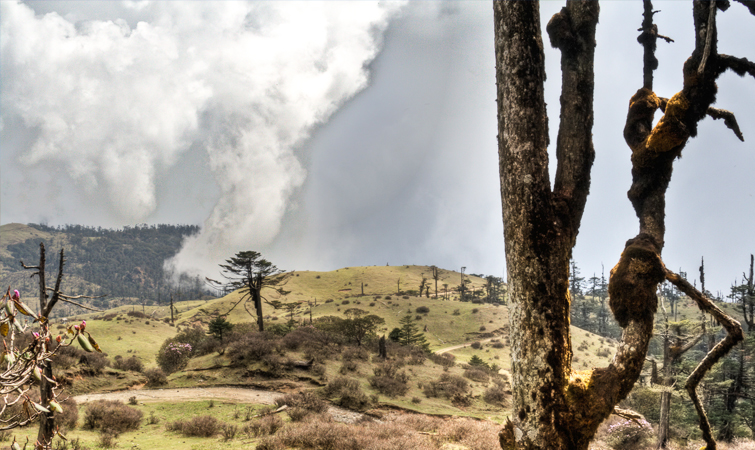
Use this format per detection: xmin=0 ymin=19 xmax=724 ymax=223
xmin=464 ymin=367 xmax=490 ymax=383
xmin=275 ymin=391 xmax=327 ymax=414
xmin=83 ymin=400 xmax=142 ymax=434
xmin=242 ymin=414 xmax=283 ymax=438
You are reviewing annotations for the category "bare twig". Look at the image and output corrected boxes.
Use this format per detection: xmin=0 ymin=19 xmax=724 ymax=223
xmin=706 ymin=107 xmax=744 ymax=141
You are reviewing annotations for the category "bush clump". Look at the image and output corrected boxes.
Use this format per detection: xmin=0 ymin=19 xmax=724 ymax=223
xmin=423 ymin=374 xmax=470 ymax=402
xmin=226 ymin=332 xmax=275 ymax=366
xmin=243 ymin=415 xmax=283 ymax=438
xmin=415 ymin=306 xmax=430 ymax=314
xmin=276 ymin=391 xmax=328 ymax=414
xmin=166 ymin=415 xmax=221 ymax=437
xmin=57 ymin=397 xmax=79 ymax=431
xmin=369 ymin=362 xmax=410 ymax=398
xmin=113 ymin=355 xmax=144 ymax=373
xmin=156 ymin=341 xmax=192 ymax=373
xmin=83 ymin=400 xmax=143 ymax=434
xmin=463 ymin=367 xmax=490 ymax=383
xmin=324 ymin=377 xmax=372 ymax=410
xmin=604 ymin=419 xmax=653 ymax=450
xmin=429 ymin=352 xmax=456 ymax=368
xmin=144 ymin=368 xmax=167 ymax=386
xmin=483 ymin=380 xmax=510 ymax=406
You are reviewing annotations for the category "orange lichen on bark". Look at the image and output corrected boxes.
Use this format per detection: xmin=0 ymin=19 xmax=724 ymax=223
xmin=645 ymin=91 xmax=691 ymax=154
xmin=624 ymin=88 xmax=692 ymax=169
xmin=608 ymin=234 xmax=666 ymax=328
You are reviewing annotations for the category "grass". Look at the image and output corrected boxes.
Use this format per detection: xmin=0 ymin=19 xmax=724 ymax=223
xmin=53 ymin=314 xmax=178 ymax=371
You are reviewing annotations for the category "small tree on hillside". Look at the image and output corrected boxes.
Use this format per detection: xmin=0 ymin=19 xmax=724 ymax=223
xmin=208 ymin=251 xmax=291 ymax=332
xmin=396 ymin=315 xmax=430 ymax=351
xmin=208 ymin=316 xmax=233 ymax=343
xmin=340 ymin=308 xmax=385 ymax=346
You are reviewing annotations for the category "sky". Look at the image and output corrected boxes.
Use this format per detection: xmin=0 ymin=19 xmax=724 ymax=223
xmin=1 ymin=1 xmax=754 ymax=296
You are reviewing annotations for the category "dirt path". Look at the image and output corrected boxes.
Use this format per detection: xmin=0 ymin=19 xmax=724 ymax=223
xmin=73 ymin=387 xmax=284 ymax=405
xmin=73 ymin=387 xmax=365 ymax=424
xmin=434 ymin=336 xmax=497 ymax=354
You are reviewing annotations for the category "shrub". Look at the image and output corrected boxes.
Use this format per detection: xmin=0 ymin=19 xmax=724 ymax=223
xmin=221 ymin=423 xmax=238 ymax=441
xmin=423 ymin=374 xmax=469 ymax=400
xmin=415 ymin=306 xmax=430 ymax=314
xmin=194 ymin=337 xmax=222 ymax=356
xmin=167 ymin=415 xmax=220 ymax=437
xmin=243 ymin=415 xmax=283 ymax=438
xmin=340 ymin=360 xmax=358 ymax=374
xmin=127 ymin=311 xmax=147 ymax=319
xmin=341 ymin=346 xmax=369 ymax=362
xmin=57 ymin=397 xmax=79 ymax=431
xmin=226 ymin=332 xmax=274 ymax=366
xmin=470 ymin=341 xmax=482 ymax=350
xmin=113 ymin=355 xmax=144 ymax=373
xmin=464 ymin=367 xmax=490 ymax=383
xmin=156 ymin=341 xmax=192 ymax=373
xmin=429 ymin=352 xmax=456 ymax=368
xmin=604 ymin=419 xmax=653 ymax=450
xmin=173 ymin=326 xmax=209 ymax=354
xmin=83 ymin=400 xmax=143 ymax=434
xmin=281 ymin=326 xmax=332 ymax=352
xmin=479 ymin=326 xmax=486 ymax=331
xmin=324 ymin=377 xmax=372 ymax=410
xmin=370 ymin=361 xmax=410 ymax=397
xmin=276 ymin=391 xmax=328 ymax=414
xmin=483 ymin=381 xmax=509 ymax=406
xmin=80 ymin=352 xmax=110 ymax=375
xmin=492 ymin=341 xmax=505 ymax=349
xmin=452 ymin=309 xmax=461 ymax=316
xmin=99 ymin=431 xmax=117 ymax=448
xmin=472 ymin=308 xmax=479 ymax=314
xmin=144 ymin=368 xmax=167 ymax=386
xmin=312 ymin=363 xmax=326 ymax=377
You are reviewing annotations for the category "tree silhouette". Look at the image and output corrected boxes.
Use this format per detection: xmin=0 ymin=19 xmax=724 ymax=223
xmin=209 ymin=251 xmax=290 ymax=332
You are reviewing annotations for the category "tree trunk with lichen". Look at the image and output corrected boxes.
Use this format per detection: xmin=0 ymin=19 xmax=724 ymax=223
xmin=495 ymin=1 xmax=749 ymax=449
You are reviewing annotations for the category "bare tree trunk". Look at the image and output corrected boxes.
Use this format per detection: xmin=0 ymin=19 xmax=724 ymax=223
xmin=253 ymin=287 xmax=264 ymax=332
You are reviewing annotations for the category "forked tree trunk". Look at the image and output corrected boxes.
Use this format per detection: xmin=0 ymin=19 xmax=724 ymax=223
xmin=495 ymin=2 xmax=664 ymax=448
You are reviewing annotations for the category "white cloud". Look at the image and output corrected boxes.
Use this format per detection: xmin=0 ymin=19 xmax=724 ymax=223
xmin=1 ymin=1 xmax=404 ymax=277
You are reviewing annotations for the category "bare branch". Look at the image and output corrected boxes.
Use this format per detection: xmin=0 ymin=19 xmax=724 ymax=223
xmin=707 ymin=107 xmax=744 ymax=141
xmin=718 ymin=54 xmax=755 ymax=79
xmin=733 ymin=0 xmax=755 ymax=15
xmin=665 ymin=269 xmax=744 ymax=450
xmin=698 ymin=0 xmax=717 ymax=76
xmin=612 ymin=407 xmax=647 ymax=425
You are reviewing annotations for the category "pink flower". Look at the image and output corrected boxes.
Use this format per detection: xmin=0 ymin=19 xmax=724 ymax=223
xmin=12 ymin=290 xmax=20 ymax=301
xmin=33 ymin=332 xmax=40 ymax=339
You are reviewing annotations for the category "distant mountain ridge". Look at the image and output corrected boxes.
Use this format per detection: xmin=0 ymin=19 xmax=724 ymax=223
xmin=0 ymin=223 xmax=204 ymax=310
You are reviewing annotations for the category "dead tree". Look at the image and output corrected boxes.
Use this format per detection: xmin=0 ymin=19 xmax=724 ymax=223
xmin=495 ymin=1 xmax=751 ymax=448
xmin=1 ymin=244 xmax=102 ymax=449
